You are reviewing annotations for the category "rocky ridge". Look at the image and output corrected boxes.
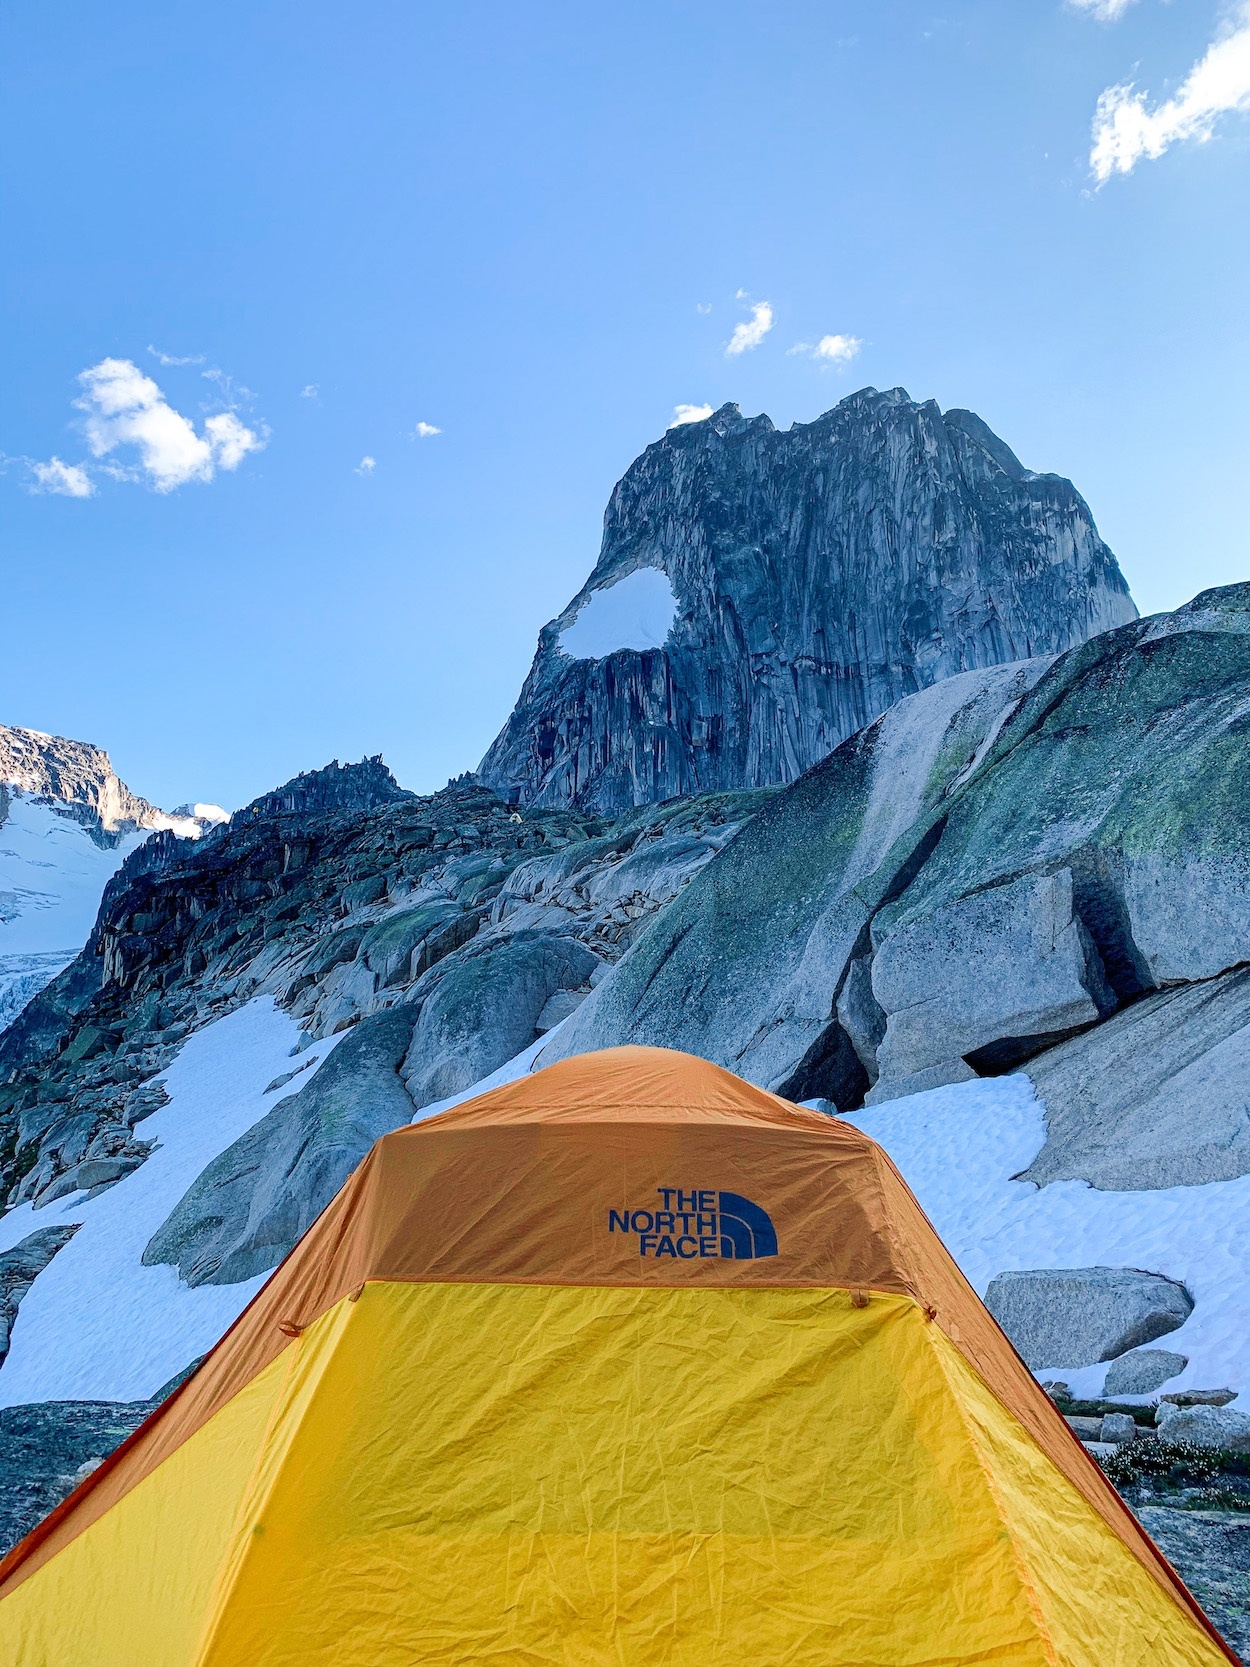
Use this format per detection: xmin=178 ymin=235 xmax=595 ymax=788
xmin=0 ymin=756 xmax=763 ymax=1287
xmin=0 ymin=725 xmax=194 ymax=846
xmin=479 ymin=390 xmax=1137 ymax=812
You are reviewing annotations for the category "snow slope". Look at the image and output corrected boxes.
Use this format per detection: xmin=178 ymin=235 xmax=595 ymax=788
xmin=0 ymin=797 xmax=148 ymax=1029
xmin=0 ymin=999 xmax=344 ymax=1406
xmin=849 ymin=1076 xmax=1250 ymax=1403
xmin=0 ymin=793 xmax=222 ymax=1034
xmin=2 ymin=1016 xmax=1244 ymax=1414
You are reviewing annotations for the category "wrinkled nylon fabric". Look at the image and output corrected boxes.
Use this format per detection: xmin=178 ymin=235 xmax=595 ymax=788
xmin=0 ymin=1282 xmax=1228 ymax=1667
xmin=0 ymin=1349 xmax=291 ymax=1667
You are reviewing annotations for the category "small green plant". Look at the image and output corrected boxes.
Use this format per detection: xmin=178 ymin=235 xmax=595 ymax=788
xmin=1098 ymin=1438 xmax=1250 ymax=1509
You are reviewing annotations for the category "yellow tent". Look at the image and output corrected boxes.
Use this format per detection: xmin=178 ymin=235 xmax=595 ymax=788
xmin=0 ymin=1046 xmax=1232 ymax=1666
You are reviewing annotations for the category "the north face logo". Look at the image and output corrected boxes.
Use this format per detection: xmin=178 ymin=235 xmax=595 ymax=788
xmin=607 ymin=1188 xmax=778 ymax=1260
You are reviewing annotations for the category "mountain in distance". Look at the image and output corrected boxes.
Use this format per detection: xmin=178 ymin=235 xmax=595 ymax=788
xmin=479 ymin=388 xmax=1138 ymax=811
xmin=0 ymin=726 xmax=224 ymax=1032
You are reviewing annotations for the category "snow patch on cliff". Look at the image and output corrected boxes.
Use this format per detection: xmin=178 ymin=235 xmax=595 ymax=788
xmin=558 ymin=567 xmax=677 ymax=660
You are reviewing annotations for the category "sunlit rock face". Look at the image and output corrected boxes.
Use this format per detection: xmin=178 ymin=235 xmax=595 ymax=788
xmin=478 ymin=389 xmax=1137 ymax=812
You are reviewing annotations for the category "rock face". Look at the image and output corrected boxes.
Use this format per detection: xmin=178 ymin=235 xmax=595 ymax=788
xmin=479 ymin=391 xmax=1136 ymax=812
xmin=0 ymin=750 xmax=763 ymax=1277
xmin=983 ymin=1267 xmax=1193 ymax=1370
xmin=543 ymin=584 xmax=1250 ymax=1194
xmin=0 ymin=726 xmax=166 ymax=843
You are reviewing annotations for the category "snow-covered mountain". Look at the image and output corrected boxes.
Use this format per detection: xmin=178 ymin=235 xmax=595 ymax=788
xmin=0 ymin=727 xmax=224 ymax=1032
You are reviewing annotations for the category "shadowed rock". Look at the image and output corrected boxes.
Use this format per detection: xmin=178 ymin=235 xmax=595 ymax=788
xmin=401 ymin=933 xmax=601 ymax=1108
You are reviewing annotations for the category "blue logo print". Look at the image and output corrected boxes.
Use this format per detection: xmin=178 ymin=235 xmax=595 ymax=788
xmin=608 ymin=1188 xmax=778 ymax=1260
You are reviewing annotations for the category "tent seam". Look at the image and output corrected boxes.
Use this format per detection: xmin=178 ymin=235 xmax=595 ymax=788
xmin=921 ymin=1310 xmax=1061 ymax=1667
xmin=188 ymin=1298 xmax=358 ymax=1667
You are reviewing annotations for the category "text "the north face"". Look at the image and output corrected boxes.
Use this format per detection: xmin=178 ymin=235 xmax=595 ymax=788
xmin=608 ymin=1188 xmax=778 ymax=1260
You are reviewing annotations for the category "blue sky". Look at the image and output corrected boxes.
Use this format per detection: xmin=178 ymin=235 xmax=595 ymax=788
xmin=3 ymin=1 xmax=1248 ymax=811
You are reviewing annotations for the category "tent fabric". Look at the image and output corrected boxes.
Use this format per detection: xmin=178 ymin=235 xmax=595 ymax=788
xmin=0 ymin=1045 xmax=1234 ymax=1665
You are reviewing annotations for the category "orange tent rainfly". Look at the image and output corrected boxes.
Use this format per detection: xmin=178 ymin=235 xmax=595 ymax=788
xmin=0 ymin=1045 xmax=1232 ymax=1665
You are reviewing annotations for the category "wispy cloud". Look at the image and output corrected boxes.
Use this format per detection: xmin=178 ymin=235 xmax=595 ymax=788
xmin=696 ymin=302 xmax=712 ymax=315
xmin=147 ymin=345 xmax=206 ymax=367
xmin=669 ymin=404 xmax=714 ymax=427
xmin=1090 ymin=4 xmax=1250 ymax=182
xmin=1068 ymin=0 xmax=1138 ymax=20
xmin=76 ymin=358 xmax=265 ymax=491
xmin=725 ymin=300 xmax=774 ymax=357
xmin=788 ymin=333 xmax=863 ymax=365
xmin=356 ymin=455 xmax=377 ymax=475
xmin=28 ymin=457 xmax=94 ymax=497
xmin=300 ymin=383 xmax=320 ymax=400
xmin=413 ymin=421 xmax=441 ymax=438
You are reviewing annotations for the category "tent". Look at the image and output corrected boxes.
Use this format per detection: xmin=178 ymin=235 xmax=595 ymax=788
xmin=0 ymin=1045 xmax=1232 ymax=1666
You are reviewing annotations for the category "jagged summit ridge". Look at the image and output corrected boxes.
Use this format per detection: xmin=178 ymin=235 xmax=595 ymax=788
xmin=478 ymin=387 xmax=1137 ymax=812
xmin=0 ymin=726 xmax=165 ymax=844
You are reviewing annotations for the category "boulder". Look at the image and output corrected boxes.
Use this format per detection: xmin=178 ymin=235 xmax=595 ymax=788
xmin=542 ymin=661 xmax=1049 ymax=1098
xmin=867 ymin=869 xmax=1111 ymax=1100
xmin=1064 ymin=1416 xmax=1104 ymax=1441
xmin=143 ymin=1010 xmax=419 ymax=1287
xmin=1023 ymin=967 xmax=1250 ymax=1190
xmin=402 ymin=934 xmax=601 ymax=1109
xmin=1162 ymin=1389 xmax=1239 ymax=1408
xmin=1100 ymin=1412 xmax=1138 ymax=1445
xmin=1104 ymin=1349 xmax=1189 ymax=1396
xmin=1156 ymin=1405 xmax=1250 ymax=1453
xmin=983 ymin=1267 xmax=1193 ymax=1370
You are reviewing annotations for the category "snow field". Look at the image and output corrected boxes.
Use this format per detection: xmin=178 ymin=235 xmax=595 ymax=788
xmin=850 ymin=1074 xmax=1250 ymax=1403
xmin=0 ymin=999 xmax=345 ymax=1406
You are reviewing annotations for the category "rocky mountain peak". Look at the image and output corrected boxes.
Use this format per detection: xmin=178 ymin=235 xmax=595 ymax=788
xmin=234 ymin=756 xmax=412 ymax=823
xmin=0 ymin=726 xmax=166 ymax=846
xmin=478 ymin=389 xmax=1138 ymax=812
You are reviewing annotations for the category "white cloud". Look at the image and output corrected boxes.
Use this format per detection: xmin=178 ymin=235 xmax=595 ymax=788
xmin=300 ymin=384 xmax=320 ymax=399
xmin=147 ymin=345 xmax=205 ymax=367
xmin=725 ymin=301 xmax=774 ymax=356
xmin=356 ymin=455 xmax=377 ymax=474
xmin=413 ymin=422 xmax=441 ymax=438
xmin=1090 ymin=5 xmax=1250 ymax=182
xmin=74 ymin=358 xmax=265 ymax=492
xmin=1067 ymin=0 xmax=1138 ymax=20
xmin=669 ymin=404 xmax=714 ymax=427
xmin=204 ymin=412 xmax=263 ymax=471
xmin=788 ymin=333 xmax=863 ymax=365
xmin=696 ymin=302 xmax=712 ymax=315
xmin=28 ymin=457 xmax=94 ymax=498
